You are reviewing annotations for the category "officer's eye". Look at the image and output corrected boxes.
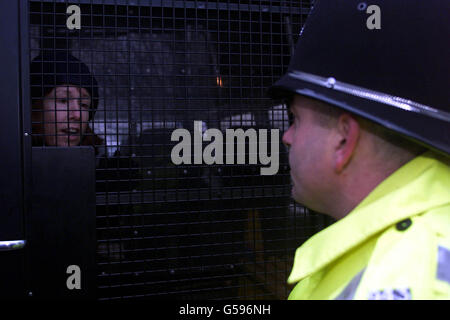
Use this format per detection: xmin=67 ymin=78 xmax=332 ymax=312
xmin=284 ymin=98 xmax=294 ymax=127
xmin=288 ymin=110 xmax=294 ymax=127
xmin=81 ymin=103 xmax=90 ymax=110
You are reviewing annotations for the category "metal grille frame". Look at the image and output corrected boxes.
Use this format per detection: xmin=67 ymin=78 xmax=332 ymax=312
xmin=25 ymin=0 xmax=330 ymax=300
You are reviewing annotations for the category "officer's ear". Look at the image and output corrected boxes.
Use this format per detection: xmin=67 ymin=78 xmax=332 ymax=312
xmin=333 ymin=113 xmax=360 ymax=173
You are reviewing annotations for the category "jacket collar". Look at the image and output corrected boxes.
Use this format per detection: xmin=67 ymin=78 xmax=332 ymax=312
xmin=288 ymin=151 xmax=450 ymax=284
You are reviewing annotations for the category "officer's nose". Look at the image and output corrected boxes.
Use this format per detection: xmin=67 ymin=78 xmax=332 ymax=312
xmin=282 ymin=126 xmax=292 ymax=148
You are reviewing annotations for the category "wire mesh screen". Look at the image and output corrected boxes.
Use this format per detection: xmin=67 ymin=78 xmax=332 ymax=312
xmin=29 ymin=0 xmax=325 ymax=300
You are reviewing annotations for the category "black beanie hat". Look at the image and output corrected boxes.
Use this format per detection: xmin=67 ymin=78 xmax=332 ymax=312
xmin=30 ymin=51 xmax=99 ymax=120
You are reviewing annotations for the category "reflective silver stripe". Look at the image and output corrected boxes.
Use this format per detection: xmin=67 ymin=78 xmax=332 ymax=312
xmin=288 ymin=71 xmax=450 ymax=123
xmin=0 ymin=240 xmax=26 ymax=251
xmin=437 ymin=246 xmax=450 ymax=285
xmin=335 ymin=268 xmax=366 ymax=300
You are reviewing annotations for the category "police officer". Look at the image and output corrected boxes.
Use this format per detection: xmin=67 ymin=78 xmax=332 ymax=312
xmin=268 ymin=0 xmax=450 ymax=299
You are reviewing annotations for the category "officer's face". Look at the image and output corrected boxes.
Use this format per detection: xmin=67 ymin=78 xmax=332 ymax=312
xmin=41 ymin=85 xmax=91 ymax=146
xmin=282 ymin=95 xmax=335 ymax=212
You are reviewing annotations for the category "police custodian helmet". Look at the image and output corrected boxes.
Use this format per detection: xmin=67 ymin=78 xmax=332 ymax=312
xmin=269 ymin=0 xmax=450 ymax=156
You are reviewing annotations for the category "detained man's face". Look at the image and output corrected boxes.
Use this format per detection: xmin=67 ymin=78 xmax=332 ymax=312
xmin=41 ymin=85 xmax=91 ymax=147
xmin=282 ymin=95 xmax=334 ymax=212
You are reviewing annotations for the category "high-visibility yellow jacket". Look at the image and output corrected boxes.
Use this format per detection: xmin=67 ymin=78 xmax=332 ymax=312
xmin=288 ymin=151 xmax=450 ymax=300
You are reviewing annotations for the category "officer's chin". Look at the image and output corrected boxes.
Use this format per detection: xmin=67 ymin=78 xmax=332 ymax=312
xmin=291 ymin=187 xmax=319 ymax=213
xmin=291 ymin=185 xmax=303 ymax=204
